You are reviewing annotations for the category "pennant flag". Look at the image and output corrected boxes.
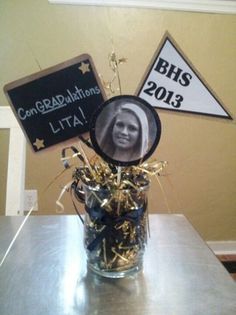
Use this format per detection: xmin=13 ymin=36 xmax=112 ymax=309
xmin=137 ymin=33 xmax=232 ymax=120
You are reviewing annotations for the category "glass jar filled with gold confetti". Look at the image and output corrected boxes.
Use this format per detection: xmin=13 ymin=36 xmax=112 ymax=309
xmin=83 ymin=182 xmax=149 ymax=278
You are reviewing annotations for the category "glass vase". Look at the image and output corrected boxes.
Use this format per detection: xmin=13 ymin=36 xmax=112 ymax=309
xmin=83 ymin=183 xmax=149 ymax=278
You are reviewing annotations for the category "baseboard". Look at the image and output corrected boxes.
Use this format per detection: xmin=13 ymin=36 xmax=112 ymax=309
xmin=207 ymin=241 xmax=236 ymax=255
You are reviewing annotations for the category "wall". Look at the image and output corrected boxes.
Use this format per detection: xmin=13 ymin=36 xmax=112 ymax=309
xmin=0 ymin=0 xmax=235 ymax=240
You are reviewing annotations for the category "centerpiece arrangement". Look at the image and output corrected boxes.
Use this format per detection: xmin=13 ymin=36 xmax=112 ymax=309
xmin=60 ymin=93 xmax=165 ymax=278
xmin=55 ymin=53 xmax=167 ymax=278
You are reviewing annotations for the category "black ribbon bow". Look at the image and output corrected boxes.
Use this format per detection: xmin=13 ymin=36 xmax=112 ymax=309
xmin=85 ymin=204 xmax=146 ymax=251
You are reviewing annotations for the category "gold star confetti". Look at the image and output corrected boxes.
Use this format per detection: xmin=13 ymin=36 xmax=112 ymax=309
xmin=33 ymin=138 xmax=45 ymax=150
xmin=78 ymin=62 xmax=90 ymax=74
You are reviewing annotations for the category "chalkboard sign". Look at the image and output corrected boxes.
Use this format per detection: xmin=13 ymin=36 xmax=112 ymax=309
xmin=4 ymin=54 xmax=106 ymax=152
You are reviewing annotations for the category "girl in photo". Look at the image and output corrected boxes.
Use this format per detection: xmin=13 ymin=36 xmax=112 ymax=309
xmin=97 ymin=102 xmax=149 ymax=162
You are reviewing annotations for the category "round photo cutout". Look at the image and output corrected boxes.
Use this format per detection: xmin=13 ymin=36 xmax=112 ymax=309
xmin=90 ymin=95 xmax=161 ymax=166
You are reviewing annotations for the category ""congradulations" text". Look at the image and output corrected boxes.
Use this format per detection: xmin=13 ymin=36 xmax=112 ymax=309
xmin=17 ymin=85 xmax=100 ymax=120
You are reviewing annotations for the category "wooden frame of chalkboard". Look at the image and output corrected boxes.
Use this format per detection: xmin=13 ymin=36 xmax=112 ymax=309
xmin=4 ymin=54 xmax=106 ymax=152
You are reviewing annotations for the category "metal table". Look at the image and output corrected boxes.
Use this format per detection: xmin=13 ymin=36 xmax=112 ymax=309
xmin=0 ymin=214 xmax=235 ymax=315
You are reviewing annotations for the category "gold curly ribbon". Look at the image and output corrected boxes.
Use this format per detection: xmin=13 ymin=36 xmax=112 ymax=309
xmin=57 ymin=140 xmax=168 ymax=211
xmin=99 ymin=50 xmax=127 ymax=96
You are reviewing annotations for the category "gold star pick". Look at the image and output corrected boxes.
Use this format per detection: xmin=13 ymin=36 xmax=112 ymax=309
xmin=79 ymin=62 xmax=90 ymax=74
xmin=33 ymin=138 xmax=45 ymax=150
